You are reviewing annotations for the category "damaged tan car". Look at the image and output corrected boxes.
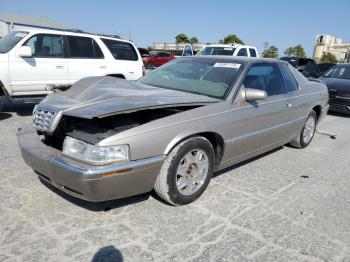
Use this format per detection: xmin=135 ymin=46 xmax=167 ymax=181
xmin=17 ymin=57 xmax=329 ymax=205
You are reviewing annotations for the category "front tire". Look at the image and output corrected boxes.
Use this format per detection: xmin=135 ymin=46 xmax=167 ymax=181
xmin=290 ymin=110 xmax=317 ymax=148
xmin=154 ymin=136 xmax=215 ymax=205
xmin=145 ymin=62 xmax=155 ymax=69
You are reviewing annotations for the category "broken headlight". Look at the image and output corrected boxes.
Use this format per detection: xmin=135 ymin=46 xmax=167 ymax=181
xmin=62 ymin=136 xmax=129 ymax=164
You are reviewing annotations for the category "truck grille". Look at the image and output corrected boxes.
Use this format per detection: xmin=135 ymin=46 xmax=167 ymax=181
xmin=33 ymin=106 xmax=57 ymax=132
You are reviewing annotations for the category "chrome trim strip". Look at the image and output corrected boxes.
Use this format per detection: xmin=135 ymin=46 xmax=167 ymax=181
xmin=50 ymin=155 xmax=166 ymax=176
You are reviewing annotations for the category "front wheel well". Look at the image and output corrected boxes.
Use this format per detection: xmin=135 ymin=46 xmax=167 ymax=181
xmin=106 ymin=74 xmax=125 ymax=79
xmin=0 ymin=81 xmax=5 ymax=96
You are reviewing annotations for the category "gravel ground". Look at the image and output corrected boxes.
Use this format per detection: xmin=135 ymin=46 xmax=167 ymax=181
xmin=0 ymin=101 xmax=349 ymax=262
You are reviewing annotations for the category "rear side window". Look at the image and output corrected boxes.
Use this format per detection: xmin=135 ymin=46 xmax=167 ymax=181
xmin=25 ymin=34 xmax=63 ymax=58
xmin=243 ymin=63 xmax=286 ymax=96
xmin=67 ymin=36 xmax=104 ymax=59
xmin=237 ymin=48 xmax=248 ymax=57
xmin=101 ymin=39 xmax=138 ymax=61
xmin=280 ymin=64 xmax=299 ymax=92
xmin=249 ymin=48 xmax=257 ymax=57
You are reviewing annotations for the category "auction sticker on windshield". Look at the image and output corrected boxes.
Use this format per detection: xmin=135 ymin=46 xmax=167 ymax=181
xmin=213 ymin=63 xmax=241 ymax=69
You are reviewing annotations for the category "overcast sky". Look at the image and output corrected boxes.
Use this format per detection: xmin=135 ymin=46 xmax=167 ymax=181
xmin=1 ymin=0 xmax=349 ymax=56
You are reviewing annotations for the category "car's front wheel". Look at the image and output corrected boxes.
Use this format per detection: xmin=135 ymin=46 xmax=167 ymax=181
xmin=145 ymin=62 xmax=155 ymax=69
xmin=154 ymin=136 xmax=215 ymax=205
xmin=290 ymin=110 xmax=317 ymax=148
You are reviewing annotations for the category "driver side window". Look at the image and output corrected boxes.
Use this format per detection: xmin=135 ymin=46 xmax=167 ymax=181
xmin=243 ymin=63 xmax=286 ymax=96
xmin=24 ymin=34 xmax=63 ymax=58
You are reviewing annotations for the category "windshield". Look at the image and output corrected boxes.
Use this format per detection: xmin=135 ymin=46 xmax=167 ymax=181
xmin=138 ymin=58 xmax=242 ymax=99
xmin=322 ymin=65 xmax=350 ymax=79
xmin=0 ymin=31 xmax=28 ymax=54
xmin=196 ymin=47 xmax=236 ymax=56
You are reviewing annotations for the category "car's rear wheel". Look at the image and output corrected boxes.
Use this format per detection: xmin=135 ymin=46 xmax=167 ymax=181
xmin=154 ymin=136 xmax=215 ymax=205
xmin=290 ymin=110 xmax=317 ymax=148
xmin=145 ymin=62 xmax=155 ymax=69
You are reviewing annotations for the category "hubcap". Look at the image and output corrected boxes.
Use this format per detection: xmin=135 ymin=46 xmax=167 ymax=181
xmin=303 ymin=116 xmax=316 ymax=144
xmin=176 ymin=149 xmax=209 ymax=196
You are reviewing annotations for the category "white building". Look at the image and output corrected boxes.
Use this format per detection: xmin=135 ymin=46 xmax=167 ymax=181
xmin=313 ymin=34 xmax=350 ymax=63
xmin=0 ymin=13 xmax=71 ymax=38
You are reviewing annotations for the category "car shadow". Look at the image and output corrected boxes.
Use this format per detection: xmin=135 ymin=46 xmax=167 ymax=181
xmin=2 ymin=99 xmax=35 ymax=116
xmin=328 ymin=111 xmax=350 ymax=118
xmin=213 ymin=146 xmax=283 ymax=178
xmin=0 ymin=112 xmax=12 ymax=120
xmin=92 ymin=246 xmax=123 ymax=262
xmin=39 ymin=178 xmax=150 ymax=212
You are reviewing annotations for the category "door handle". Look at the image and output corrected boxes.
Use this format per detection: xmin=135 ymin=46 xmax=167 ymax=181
xmin=100 ymin=65 xmax=107 ymax=69
xmin=56 ymin=65 xmax=65 ymax=69
xmin=286 ymin=103 xmax=293 ymax=108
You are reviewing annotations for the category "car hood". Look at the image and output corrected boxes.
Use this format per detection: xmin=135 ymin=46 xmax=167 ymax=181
xmin=319 ymin=77 xmax=350 ymax=91
xmin=39 ymin=76 xmax=220 ymax=119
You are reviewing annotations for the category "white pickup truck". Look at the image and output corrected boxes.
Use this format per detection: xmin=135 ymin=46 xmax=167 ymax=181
xmin=0 ymin=29 xmax=144 ymax=111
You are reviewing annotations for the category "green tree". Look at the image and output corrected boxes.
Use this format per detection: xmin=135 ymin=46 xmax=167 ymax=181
xmin=190 ymin=37 xmax=199 ymax=44
xmin=284 ymin=44 xmax=306 ymax=58
xmin=223 ymin=34 xmax=244 ymax=45
xmin=175 ymin=33 xmax=190 ymax=43
xmin=320 ymin=52 xmax=338 ymax=63
xmin=262 ymin=45 xmax=279 ymax=58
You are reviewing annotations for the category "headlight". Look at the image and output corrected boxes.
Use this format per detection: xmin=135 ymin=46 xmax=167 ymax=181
xmin=62 ymin=136 xmax=129 ymax=164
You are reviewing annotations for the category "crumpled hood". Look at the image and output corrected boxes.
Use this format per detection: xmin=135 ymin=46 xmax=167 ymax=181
xmin=39 ymin=76 xmax=220 ymax=119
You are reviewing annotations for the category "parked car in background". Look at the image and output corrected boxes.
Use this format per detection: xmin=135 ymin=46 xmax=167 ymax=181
xmin=18 ymin=57 xmax=328 ymax=205
xmin=318 ymin=63 xmax=336 ymax=75
xmin=319 ymin=64 xmax=350 ymax=113
xmin=280 ymin=57 xmax=320 ymax=78
xmin=195 ymin=44 xmax=259 ymax=58
xmin=0 ymin=29 xmax=144 ymax=112
xmin=142 ymin=51 xmax=175 ymax=69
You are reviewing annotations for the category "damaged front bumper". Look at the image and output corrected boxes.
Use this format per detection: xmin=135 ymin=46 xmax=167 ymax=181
xmin=17 ymin=124 xmax=165 ymax=202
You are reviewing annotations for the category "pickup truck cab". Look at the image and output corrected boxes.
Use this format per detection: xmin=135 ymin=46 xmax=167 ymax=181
xmin=0 ymin=29 xmax=144 ymax=111
xmin=196 ymin=44 xmax=259 ymax=58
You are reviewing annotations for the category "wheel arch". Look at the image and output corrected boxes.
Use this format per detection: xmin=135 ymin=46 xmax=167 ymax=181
xmin=312 ymin=105 xmax=322 ymax=122
xmin=164 ymin=131 xmax=225 ymax=167
xmin=0 ymin=81 xmax=5 ymax=96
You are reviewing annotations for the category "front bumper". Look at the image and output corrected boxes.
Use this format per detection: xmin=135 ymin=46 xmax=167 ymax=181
xmin=17 ymin=124 xmax=165 ymax=202
xmin=329 ymin=95 xmax=350 ymax=113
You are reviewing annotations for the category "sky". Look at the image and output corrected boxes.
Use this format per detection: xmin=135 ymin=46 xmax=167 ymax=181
xmin=1 ymin=0 xmax=349 ymax=57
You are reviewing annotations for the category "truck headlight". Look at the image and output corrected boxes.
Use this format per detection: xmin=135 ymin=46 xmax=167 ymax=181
xmin=62 ymin=136 xmax=129 ymax=164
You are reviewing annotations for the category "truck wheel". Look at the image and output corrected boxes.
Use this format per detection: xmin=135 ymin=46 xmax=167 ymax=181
xmin=145 ymin=62 xmax=155 ymax=69
xmin=154 ymin=136 xmax=215 ymax=205
xmin=289 ymin=110 xmax=317 ymax=148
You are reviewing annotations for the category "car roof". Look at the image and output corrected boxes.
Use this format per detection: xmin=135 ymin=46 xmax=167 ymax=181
xmin=204 ymin=44 xmax=257 ymax=49
xmin=13 ymin=28 xmax=133 ymax=44
xmin=179 ymin=55 xmax=285 ymax=65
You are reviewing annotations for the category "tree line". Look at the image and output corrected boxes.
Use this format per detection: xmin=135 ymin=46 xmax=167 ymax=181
xmin=174 ymin=33 xmax=338 ymax=63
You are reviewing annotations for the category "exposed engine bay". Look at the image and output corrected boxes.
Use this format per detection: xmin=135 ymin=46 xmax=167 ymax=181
xmin=41 ymin=106 xmax=200 ymax=149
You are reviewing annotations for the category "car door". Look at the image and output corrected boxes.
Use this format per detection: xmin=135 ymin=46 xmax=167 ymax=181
xmin=223 ymin=62 xmax=296 ymax=162
xmin=65 ymin=35 xmax=106 ymax=84
xmin=155 ymin=52 xmax=170 ymax=66
xmin=9 ymin=33 xmax=69 ymax=94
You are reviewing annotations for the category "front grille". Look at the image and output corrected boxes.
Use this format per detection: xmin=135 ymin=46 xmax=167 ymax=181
xmin=33 ymin=106 xmax=57 ymax=132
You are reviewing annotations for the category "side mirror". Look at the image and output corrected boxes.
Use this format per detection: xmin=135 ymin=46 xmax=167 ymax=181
xmin=245 ymin=88 xmax=267 ymax=101
xmin=16 ymin=46 xmax=32 ymax=58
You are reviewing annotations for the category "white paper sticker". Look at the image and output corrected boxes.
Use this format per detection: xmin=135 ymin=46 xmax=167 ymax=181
xmin=213 ymin=63 xmax=241 ymax=69
xmin=15 ymin=32 xmax=27 ymax=38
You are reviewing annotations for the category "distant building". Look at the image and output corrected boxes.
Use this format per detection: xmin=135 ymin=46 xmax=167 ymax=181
xmin=313 ymin=34 xmax=350 ymax=63
xmin=152 ymin=42 xmax=206 ymax=55
xmin=0 ymin=13 xmax=72 ymax=38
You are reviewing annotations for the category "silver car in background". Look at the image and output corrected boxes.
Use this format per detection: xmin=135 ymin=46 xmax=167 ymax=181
xmin=17 ymin=57 xmax=329 ymax=205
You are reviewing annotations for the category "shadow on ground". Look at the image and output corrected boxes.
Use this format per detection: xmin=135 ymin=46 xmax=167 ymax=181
xmin=40 ymin=178 xmax=150 ymax=212
xmin=92 ymin=246 xmax=123 ymax=262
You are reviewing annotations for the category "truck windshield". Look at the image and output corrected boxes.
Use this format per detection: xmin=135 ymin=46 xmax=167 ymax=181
xmin=0 ymin=31 xmax=28 ymax=54
xmin=196 ymin=47 xmax=236 ymax=56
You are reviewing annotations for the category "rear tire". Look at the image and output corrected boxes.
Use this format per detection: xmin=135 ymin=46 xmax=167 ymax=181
xmin=289 ymin=110 xmax=317 ymax=148
xmin=145 ymin=62 xmax=155 ymax=69
xmin=154 ymin=136 xmax=215 ymax=205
